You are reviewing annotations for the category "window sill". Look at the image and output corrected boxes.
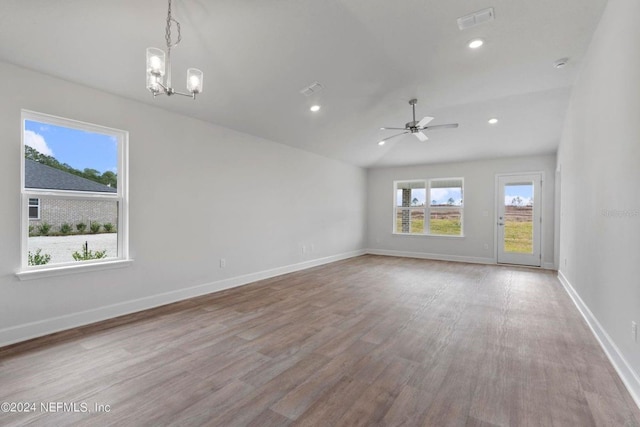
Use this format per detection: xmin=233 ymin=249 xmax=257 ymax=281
xmin=392 ymin=232 xmax=465 ymax=239
xmin=16 ymin=259 xmax=133 ymax=281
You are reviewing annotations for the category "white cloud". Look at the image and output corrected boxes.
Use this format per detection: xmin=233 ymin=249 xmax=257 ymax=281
xmin=505 ymin=195 xmax=532 ymax=206
xmin=24 ymin=130 xmax=54 ymax=156
xmin=430 ymin=188 xmax=449 ymax=201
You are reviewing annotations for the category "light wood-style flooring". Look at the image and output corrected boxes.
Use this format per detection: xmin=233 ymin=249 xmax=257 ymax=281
xmin=1 ymin=255 xmax=639 ymax=426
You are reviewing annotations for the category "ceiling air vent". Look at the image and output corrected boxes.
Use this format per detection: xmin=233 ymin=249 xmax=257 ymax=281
xmin=299 ymin=81 xmax=323 ymax=97
xmin=457 ymin=8 xmax=495 ymax=31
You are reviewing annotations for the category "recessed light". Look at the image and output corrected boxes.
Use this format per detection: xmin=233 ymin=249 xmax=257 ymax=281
xmin=488 ymin=118 xmax=499 ymax=124
xmin=468 ymin=39 xmax=484 ymax=49
xmin=378 ymin=140 xmax=386 ymax=146
xmin=310 ymin=105 xmax=321 ymax=112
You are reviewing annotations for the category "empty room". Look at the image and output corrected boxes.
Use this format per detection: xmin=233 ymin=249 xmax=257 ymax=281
xmin=0 ymin=0 xmax=639 ymax=425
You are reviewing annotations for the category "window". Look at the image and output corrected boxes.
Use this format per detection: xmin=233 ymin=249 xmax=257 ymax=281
xmin=28 ymin=198 xmax=40 ymax=220
xmin=428 ymin=178 xmax=463 ymax=236
xmin=395 ymin=181 xmax=426 ymax=233
xmin=394 ymin=178 xmax=463 ymax=236
xmin=20 ymin=110 xmax=128 ymax=275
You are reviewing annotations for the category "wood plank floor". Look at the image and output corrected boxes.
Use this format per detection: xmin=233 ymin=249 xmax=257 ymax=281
xmin=1 ymin=255 xmax=638 ymax=426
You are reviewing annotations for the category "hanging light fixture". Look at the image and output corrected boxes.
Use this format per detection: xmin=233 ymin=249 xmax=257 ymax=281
xmin=146 ymin=0 xmax=203 ymax=99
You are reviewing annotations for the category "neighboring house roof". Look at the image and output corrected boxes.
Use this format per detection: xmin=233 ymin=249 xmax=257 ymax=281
xmin=25 ymin=159 xmax=116 ymax=193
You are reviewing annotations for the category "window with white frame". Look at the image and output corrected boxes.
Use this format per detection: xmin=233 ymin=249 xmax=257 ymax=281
xmin=394 ymin=178 xmax=463 ymax=236
xmin=394 ymin=181 xmax=426 ymax=234
xmin=28 ymin=198 xmax=40 ymax=220
xmin=428 ymin=178 xmax=463 ymax=236
xmin=21 ymin=110 xmax=128 ymax=272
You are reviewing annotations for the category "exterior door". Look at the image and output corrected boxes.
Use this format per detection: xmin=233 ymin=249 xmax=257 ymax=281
xmin=497 ymin=173 xmax=542 ymax=266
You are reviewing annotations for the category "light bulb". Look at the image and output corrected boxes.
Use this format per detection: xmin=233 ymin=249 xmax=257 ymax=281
xmin=150 ymin=56 xmax=161 ymax=73
xmin=378 ymin=140 xmax=385 ymax=146
xmin=186 ymin=68 xmax=204 ymax=93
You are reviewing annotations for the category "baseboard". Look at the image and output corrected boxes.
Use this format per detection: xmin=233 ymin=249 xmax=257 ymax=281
xmin=0 ymin=249 xmax=366 ymax=348
xmin=558 ymin=270 xmax=640 ymax=410
xmin=366 ymin=248 xmax=495 ymax=265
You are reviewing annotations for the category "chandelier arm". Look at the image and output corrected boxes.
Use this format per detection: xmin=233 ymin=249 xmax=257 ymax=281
xmin=147 ymin=0 xmax=201 ymax=98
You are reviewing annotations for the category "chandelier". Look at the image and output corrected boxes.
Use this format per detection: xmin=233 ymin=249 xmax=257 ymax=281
xmin=146 ymin=0 xmax=203 ymax=98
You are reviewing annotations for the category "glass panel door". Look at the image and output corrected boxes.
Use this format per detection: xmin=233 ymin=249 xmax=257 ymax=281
xmin=497 ymin=174 xmax=541 ymax=266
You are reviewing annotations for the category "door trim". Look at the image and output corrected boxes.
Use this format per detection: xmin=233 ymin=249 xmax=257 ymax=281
xmin=494 ymin=172 xmax=544 ymax=267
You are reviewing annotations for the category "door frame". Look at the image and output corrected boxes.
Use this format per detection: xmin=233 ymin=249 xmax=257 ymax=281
xmin=494 ymin=172 xmax=544 ymax=267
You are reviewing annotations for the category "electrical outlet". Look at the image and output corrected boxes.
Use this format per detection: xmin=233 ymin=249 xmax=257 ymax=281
xmin=219 ymin=258 xmax=226 ymax=268
xmin=310 ymin=244 xmax=315 ymax=253
xmin=302 ymin=245 xmax=306 ymax=254
xmin=632 ymin=321 xmax=637 ymax=342
xmin=483 ymin=243 xmax=489 ymax=250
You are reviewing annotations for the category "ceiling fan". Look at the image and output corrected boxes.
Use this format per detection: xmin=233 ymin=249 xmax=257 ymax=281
xmin=379 ymin=99 xmax=458 ymax=145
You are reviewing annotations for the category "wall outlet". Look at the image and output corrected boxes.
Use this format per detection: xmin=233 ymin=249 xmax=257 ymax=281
xmin=302 ymin=245 xmax=306 ymax=254
xmin=632 ymin=321 xmax=637 ymax=342
xmin=310 ymin=244 xmax=315 ymax=253
xmin=219 ymin=258 xmax=226 ymax=268
xmin=483 ymin=243 xmax=489 ymax=250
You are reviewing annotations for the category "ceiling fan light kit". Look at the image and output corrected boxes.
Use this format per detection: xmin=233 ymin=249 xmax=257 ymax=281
xmin=146 ymin=0 xmax=203 ymax=99
xmin=379 ymin=99 xmax=459 ymax=144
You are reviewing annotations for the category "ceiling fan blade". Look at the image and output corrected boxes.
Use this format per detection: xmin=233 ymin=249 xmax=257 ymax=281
xmin=417 ymin=116 xmax=434 ymax=128
xmin=379 ymin=131 xmax=409 ymax=142
xmin=414 ymin=132 xmax=428 ymax=142
xmin=380 ymin=127 xmax=407 ymax=130
xmin=424 ymin=123 xmax=459 ymax=130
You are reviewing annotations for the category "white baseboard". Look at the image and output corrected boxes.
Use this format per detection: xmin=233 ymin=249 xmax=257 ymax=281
xmin=366 ymin=248 xmax=495 ymax=265
xmin=543 ymin=261 xmax=556 ymax=270
xmin=558 ymin=270 xmax=640 ymax=410
xmin=367 ymin=249 xmax=556 ymax=270
xmin=0 ymin=249 xmax=366 ymax=348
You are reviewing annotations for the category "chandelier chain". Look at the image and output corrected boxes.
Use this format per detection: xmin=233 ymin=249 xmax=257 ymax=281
xmin=165 ymin=0 xmax=182 ymax=49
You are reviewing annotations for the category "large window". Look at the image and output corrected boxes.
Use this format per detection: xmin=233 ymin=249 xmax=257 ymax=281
xmin=20 ymin=110 xmax=128 ymax=275
xmin=394 ymin=178 xmax=463 ymax=236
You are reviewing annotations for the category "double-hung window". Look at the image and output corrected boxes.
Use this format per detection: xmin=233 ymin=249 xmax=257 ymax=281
xmin=19 ymin=110 xmax=129 ymax=277
xmin=28 ymin=198 xmax=40 ymax=220
xmin=394 ymin=178 xmax=464 ymax=236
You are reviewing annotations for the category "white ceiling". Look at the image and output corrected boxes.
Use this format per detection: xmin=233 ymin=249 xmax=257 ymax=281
xmin=0 ymin=0 xmax=608 ymax=167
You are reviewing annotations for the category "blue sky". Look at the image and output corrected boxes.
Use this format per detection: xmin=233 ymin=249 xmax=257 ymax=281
xmin=397 ymin=188 xmax=463 ymax=206
xmin=396 ymin=184 xmax=532 ymax=207
xmin=505 ymin=184 xmax=533 ymax=206
xmin=24 ymin=120 xmax=118 ymax=174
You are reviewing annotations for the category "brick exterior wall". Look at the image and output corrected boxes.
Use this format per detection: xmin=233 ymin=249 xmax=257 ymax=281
xmin=401 ymin=188 xmax=411 ymax=233
xmin=29 ymin=198 xmax=117 ymax=233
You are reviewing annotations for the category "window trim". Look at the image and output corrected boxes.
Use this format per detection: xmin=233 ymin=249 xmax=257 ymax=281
xmin=18 ymin=110 xmax=130 ymax=278
xmin=393 ymin=178 xmax=465 ymax=237
xmin=28 ymin=198 xmax=40 ymax=220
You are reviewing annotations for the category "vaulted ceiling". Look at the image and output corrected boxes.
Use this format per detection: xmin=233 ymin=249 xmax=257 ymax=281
xmin=0 ymin=0 xmax=608 ymax=167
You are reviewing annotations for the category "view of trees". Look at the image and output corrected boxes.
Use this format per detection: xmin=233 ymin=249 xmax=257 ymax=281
xmin=25 ymin=146 xmax=117 ymax=188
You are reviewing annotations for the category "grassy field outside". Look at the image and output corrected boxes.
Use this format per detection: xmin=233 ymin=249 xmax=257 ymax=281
xmin=395 ymin=206 xmax=533 ymax=251
xmin=395 ymin=210 xmax=462 ymax=235
xmin=504 ymin=220 xmax=533 ymax=253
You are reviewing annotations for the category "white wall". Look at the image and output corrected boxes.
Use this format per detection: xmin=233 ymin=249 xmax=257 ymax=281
xmin=0 ymin=61 xmax=367 ymax=345
xmin=367 ymin=155 xmax=556 ymax=267
xmin=557 ymin=0 xmax=640 ymax=401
